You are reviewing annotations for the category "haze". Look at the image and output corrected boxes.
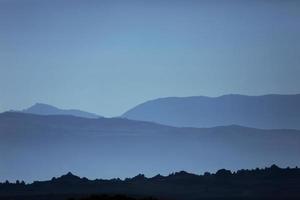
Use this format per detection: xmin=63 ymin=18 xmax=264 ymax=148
xmin=1 ymin=0 xmax=300 ymax=117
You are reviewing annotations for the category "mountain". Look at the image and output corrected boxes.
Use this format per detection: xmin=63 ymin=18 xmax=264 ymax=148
xmin=1 ymin=165 xmax=300 ymax=200
xmin=1 ymin=112 xmax=300 ymax=182
xmin=122 ymin=94 xmax=300 ymax=129
xmin=22 ymin=103 xmax=101 ymax=118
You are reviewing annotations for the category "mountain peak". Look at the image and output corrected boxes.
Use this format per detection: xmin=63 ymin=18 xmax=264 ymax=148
xmin=22 ymin=103 xmax=101 ymax=119
xmin=24 ymin=103 xmax=62 ymax=113
xmin=65 ymin=172 xmax=75 ymax=176
xmin=57 ymin=172 xmax=82 ymax=182
xmin=32 ymin=102 xmax=55 ymax=107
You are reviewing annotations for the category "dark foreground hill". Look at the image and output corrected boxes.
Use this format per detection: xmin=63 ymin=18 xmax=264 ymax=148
xmin=122 ymin=94 xmax=300 ymax=129
xmin=1 ymin=165 xmax=300 ymax=200
xmin=1 ymin=112 xmax=300 ymax=182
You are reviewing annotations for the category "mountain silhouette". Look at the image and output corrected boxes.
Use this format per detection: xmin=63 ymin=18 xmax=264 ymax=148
xmin=22 ymin=103 xmax=101 ymax=118
xmin=1 ymin=165 xmax=300 ymax=200
xmin=122 ymin=94 xmax=300 ymax=129
xmin=53 ymin=172 xmax=83 ymax=183
xmin=1 ymin=112 xmax=300 ymax=182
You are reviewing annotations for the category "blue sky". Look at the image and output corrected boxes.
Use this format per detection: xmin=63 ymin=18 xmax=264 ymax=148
xmin=1 ymin=0 xmax=300 ymax=117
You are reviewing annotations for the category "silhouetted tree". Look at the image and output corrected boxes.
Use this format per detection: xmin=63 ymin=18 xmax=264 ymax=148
xmin=216 ymin=169 xmax=232 ymax=177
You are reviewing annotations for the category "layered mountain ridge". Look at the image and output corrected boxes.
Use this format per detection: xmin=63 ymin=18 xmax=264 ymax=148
xmin=122 ymin=94 xmax=300 ymax=129
xmin=1 ymin=112 xmax=300 ymax=182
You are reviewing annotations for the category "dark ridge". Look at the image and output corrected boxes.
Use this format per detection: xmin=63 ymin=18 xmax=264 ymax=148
xmin=1 ymin=165 xmax=300 ymax=200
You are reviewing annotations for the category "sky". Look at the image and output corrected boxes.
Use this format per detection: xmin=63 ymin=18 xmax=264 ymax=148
xmin=0 ymin=0 xmax=300 ymax=117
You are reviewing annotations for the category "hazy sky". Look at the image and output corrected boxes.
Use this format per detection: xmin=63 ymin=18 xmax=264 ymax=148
xmin=1 ymin=0 xmax=300 ymax=117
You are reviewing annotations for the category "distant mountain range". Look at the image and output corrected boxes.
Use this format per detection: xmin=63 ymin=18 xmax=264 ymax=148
xmin=122 ymin=94 xmax=300 ymax=129
xmin=21 ymin=103 xmax=101 ymax=118
xmin=7 ymin=94 xmax=300 ymax=130
xmin=1 ymin=112 xmax=300 ymax=182
xmin=1 ymin=165 xmax=300 ymax=200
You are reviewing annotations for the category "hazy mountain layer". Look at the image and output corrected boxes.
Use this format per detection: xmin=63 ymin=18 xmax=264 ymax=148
xmin=22 ymin=103 xmax=101 ymax=118
xmin=1 ymin=112 xmax=300 ymax=182
xmin=122 ymin=94 xmax=300 ymax=129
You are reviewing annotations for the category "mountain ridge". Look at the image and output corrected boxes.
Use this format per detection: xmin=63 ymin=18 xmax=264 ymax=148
xmin=21 ymin=103 xmax=101 ymax=119
xmin=122 ymin=94 xmax=300 ymax=129
xmin=1 ymin=112 xmax=300 ymax=182
xmin=1 ymin=165 xmax=300 ymax=200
